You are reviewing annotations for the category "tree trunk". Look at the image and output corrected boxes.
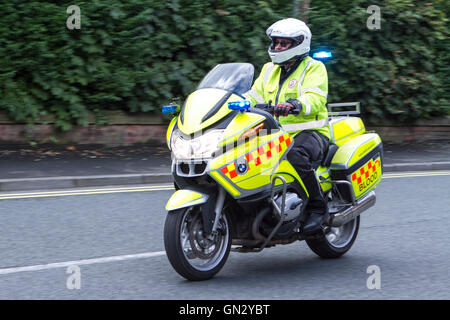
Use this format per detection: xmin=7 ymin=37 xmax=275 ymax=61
xmin=300 ymin=0 xmax=310 ymax=24
xmin=293 ymin=0 xmax=311 ymax=23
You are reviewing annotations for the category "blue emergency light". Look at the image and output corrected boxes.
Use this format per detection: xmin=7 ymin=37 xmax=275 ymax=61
xmin=312 ymin=50 xmax=333 ymax=60
xmin=228 ymin=100 xmax=250 ymax=112
xmin=161 ymin=105 xmax=180 ymax=114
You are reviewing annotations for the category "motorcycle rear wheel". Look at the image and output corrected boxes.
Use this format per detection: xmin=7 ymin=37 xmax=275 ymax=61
xmin=306 ymin=216 xmax=360 ymax=258
xmin=164 ymin=206 xmax=232 ymax=281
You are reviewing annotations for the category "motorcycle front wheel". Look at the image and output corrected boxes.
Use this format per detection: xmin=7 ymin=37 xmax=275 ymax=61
xmin=164 ymin=206 xmax=232 ymax=281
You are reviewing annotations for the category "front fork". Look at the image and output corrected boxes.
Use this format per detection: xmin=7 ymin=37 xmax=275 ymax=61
xmin=208 ymin=187 xmax=227 ymax=240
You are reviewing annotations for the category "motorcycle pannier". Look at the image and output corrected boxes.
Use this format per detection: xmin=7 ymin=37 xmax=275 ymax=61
xmin=329 ymin=117 xmax=365 ymax=146
xmin=330 ymin=133 xmax=383 ymax=202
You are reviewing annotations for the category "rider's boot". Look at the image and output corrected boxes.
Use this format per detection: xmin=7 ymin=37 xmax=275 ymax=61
xmin=301 ymin=170 xmax=329 ymax=235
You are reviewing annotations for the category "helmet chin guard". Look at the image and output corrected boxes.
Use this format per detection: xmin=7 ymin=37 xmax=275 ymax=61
xmin=266 ymin=18 xmax=312 ymax=65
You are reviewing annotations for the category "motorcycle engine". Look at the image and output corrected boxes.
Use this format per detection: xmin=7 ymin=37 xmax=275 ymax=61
xmin=273 ymin=192 xmax=304 ymax=221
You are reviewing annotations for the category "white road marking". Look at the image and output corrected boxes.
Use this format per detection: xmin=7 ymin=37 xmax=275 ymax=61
xmin=0 ymin=251 xmax=166 ymax=275
xmin=0 ymin=185 xmax=175 ymax=200
xmin=1 ymin=184 xmax=174 ymax=196
xmin=384 ymin=161 xmax=450 ymax=167
xmin=383 ymin=171 xmax=450 ymax=179
xmin=0 ymin=171 xmax=448 ymax=276
xmin=0 ymin=172 xmax=449 ymax=200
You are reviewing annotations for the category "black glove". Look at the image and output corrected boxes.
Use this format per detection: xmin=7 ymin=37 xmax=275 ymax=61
xmin=286 ymin=99 xmax=302 ymax=115
xmin=274 ymin=99 xmax=302 ymax=117
xmin=274 ymin=102 xmax=293 ymax=117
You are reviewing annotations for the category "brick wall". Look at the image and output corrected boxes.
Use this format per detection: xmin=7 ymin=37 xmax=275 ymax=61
xmin=0 ymin=111 xmax=448 ymax=146
xmin=0 ymin=110 xmax=168 ymax=146
xmin=367 ymin=125 xmax=450 ymax=144
xmin=0 ymin=124 xmax=167 ymax=146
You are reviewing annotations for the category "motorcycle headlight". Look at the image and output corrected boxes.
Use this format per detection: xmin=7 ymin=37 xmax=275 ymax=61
xmin=171 ymin=129 xmax=224 ymax=160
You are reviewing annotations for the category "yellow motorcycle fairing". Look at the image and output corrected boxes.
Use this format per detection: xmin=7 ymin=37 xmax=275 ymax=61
xmin=329 ymin=132 xmax=383 ymax=201
xmin=316 ymin=165 xmax=332 ymax=192
xmin=165 ymin=189 xmax=209 ymax=211
xmin=329 ymin=117 xmax=366 ymax=146
xmin=208 ymin=126 xmax=307 ymax=199
xmin=218 ymin=112 xmax=265 ymax=148
xmin=331 ymin=133 xmax=382 ymax=169
xmin=177 ymin=88 xmax=243 ymax=135
xmin=166 ymin=117 xmax=177 ymax=150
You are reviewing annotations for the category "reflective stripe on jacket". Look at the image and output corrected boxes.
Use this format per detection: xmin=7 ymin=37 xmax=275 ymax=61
xmin=244 ymin=56 xmax=330 ymax=140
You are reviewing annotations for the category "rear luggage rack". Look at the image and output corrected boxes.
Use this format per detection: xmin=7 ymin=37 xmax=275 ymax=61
xmin=327 ymin=102 xmax=361 ymax=117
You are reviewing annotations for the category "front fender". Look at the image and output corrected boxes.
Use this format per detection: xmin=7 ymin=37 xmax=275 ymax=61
xmin=165 ymin=189 xmax=209 ymax=211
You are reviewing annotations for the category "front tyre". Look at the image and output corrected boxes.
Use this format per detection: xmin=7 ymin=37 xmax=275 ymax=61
xmin=306 ymin=216 xmax=360 ymax=259
xmin=164 ymin=206 xmax=231 ymax=281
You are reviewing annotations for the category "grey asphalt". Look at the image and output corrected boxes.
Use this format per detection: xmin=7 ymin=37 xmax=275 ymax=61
xmin=0 ymin=140 xmax=449 ymax=192
xmin=0 ymin=174 xmax=449 ymax=299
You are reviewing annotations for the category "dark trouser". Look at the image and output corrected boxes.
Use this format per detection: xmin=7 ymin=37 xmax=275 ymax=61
xmin=286 ymin=130 xmax=329 ymax=215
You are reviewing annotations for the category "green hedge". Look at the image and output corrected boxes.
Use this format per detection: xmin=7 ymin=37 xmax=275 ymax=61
xmin=308 ymin=0 xmax=449 ymax=124
xmin=0 ymin=0 xmax=448 ymax=130
xmin=0 ymin=0 xmax=292 ymax=130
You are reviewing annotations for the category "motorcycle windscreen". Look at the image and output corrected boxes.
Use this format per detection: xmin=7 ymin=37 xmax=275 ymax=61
xmin=197 ymin=63 xmax=254 ymax=95
xmin=178 ymin=63 xmax=254 ymax=135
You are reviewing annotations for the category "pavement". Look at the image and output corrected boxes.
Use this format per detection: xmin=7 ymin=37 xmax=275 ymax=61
xmin=0 ymin=140 xmax=449 ymax=192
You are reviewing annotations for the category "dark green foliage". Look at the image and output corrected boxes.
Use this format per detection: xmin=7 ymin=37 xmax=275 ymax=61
xmin=308 ymin=0 xmax=449 ymax=123
xmin=0 ymin=0 xmax=447 ymax=130
xmin=0 ymin=1 xmax=292 ymax=130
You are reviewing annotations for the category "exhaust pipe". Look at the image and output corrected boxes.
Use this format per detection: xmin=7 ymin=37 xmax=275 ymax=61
xmin=330 ymin=191 xmax=376 ymax=227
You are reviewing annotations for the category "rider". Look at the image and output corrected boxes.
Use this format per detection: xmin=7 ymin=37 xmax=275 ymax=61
xmin=244 ymin=18 xmax=330 ymax=235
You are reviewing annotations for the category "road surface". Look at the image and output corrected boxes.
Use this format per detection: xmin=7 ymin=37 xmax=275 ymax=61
xmin=0 ymin=171 xmax=449 ymax=300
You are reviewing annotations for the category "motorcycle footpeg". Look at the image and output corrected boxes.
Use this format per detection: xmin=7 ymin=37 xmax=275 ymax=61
xmin=300 ymin=224 xmax=330 ymax=239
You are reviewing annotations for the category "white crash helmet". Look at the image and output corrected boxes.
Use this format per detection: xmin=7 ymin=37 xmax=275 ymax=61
xmin=266 ymin=18 xmax=312 ymax=65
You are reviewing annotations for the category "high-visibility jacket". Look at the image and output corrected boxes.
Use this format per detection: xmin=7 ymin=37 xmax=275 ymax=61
xmin=245 ymin=56 xmax=330 ymax=140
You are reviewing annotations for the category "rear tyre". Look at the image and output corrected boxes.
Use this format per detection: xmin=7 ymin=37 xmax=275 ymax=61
xmin=306 ymin=216 xmax=360 ymax=258
xmin=164 ymin=206 xmax=231 ymax=281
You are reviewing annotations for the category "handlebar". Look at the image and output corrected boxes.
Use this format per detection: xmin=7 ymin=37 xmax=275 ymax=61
xmin=254 ymin=103 xmax=274 ymax=113
xmin=254 ymin=102 xmax=300 ymax=116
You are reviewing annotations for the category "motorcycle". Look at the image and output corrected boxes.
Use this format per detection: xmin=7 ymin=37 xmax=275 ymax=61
xmin=162 ymin=63 xmax=383 ymax=281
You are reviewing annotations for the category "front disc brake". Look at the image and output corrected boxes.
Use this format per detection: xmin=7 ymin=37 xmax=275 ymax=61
xmin=189 ymin=214 xmax=221 ymax=259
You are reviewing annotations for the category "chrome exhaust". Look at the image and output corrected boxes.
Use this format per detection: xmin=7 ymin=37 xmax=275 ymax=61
xmin=330 ymin=191 xmax=376 ymax=227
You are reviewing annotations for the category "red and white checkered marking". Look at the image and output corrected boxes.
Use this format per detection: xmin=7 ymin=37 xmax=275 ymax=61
xmin=220 ymin=133 xmax=292 ymax=180
xmin=351 ymin=159 xmax=381 ymax=184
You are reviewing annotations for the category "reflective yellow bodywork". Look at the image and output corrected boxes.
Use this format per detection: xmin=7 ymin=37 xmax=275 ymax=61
xmin=166 ymin=86 xmax=310 ymax=201
xmin=272 ymin=160 xmax=309 ymax=197
xmin=331 ymin=133 xmax=382 ymax=169
xmin=177 ymin=88 xmax=242 ymax=135
xmin=350 ymin=156 xmax=382 ymax=199
xmin=316 ymin=166 xmax=332 ymax=192
xmin=209 ymin=171 xmax=241 ymax=197
xmin=348 ymin=135 xmax=381 ymax=167
xmin=330 ymin=132 xmax=383 ymax=201
xmin=329 ymin=117 xmax=366 ymax=146
xmin=166 ymin=117 xmax=177 ymax=149
xmin=165 ymin=190 xmax=208 ymax=211
xmin=208 ymin=131 xmax=301 ymax=198
xmin=219 ymin=112 xmax=265 ymax=148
